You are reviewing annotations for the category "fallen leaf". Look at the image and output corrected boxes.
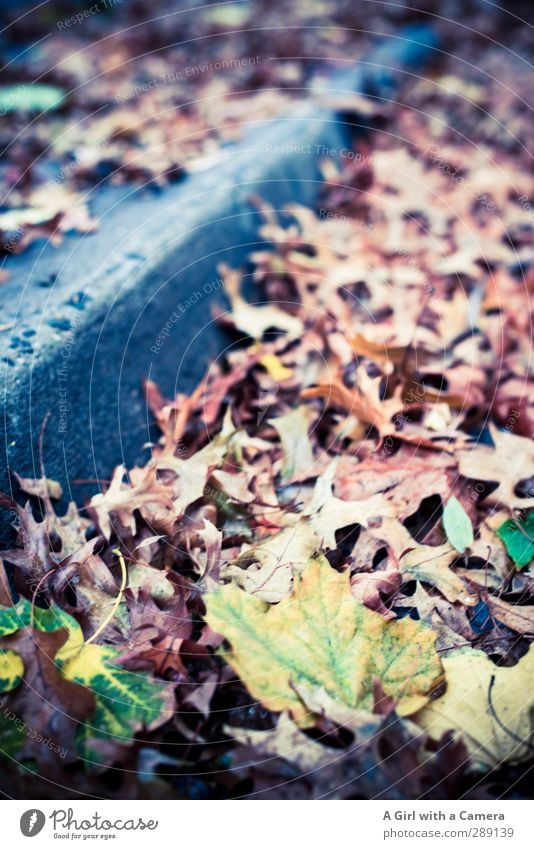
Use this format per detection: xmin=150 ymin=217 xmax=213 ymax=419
xmin=488 ymin=597 xmax=534 ymax=635
xmin=350 ymin=569 xmax=402 ymax=619
xmin=456 ymin=427 xmax=534 ymax=510
xmin=268 ymin=407 xmax=315 ymax=481
xmin=310 ymin=494 xmax=395 ymax=550
xmin=415 ymin=647 xmax=534 ymax=770
xmin=0 ymin=83 xmax=65 ymax=114
xmin=206 ymin=556 xmax=443 ymax=724
xmin=0 ymin=626 xmax=95 ymax=767
xmin=14 ymin=474 xmax=63 ymax=501
xmin=400 ymin=544 xmax=478 ymax=606
xmin=442 ymin=496 xmax=474 ymax=553
xmin=259 ymin=353 xmax=293 ymax=382
xmin=0 ymin=600 xmax=174 ymax=764
xmin=220 ymin=264 xmax=303 ymax=340
xmin=497 ymin=511 xmax=534 ymax=568
xmin=227 ymin=523 xmax=320 ymax=603
xmin=0 ymin=649 xmax=24 ymax=692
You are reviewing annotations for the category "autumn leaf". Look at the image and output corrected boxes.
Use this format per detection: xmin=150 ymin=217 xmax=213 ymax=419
xmin=227 ymin=522 xmax=321 ymax=603
xmin=0 ymin=649 xmax=24 ymax=692
xmin=349 ymin=331 xmax=413 ymax=368
xmin=400 ymin=544 xmax=478 ymax=606
xmin=268 ymin=407 xmax=314 ymax=481
xmin=310 ymin=494 xmax=395 ymax=549
xmin=350 ymin=569 xmax=402 ymax=619
xmin=456 ymin=426 xmax=534 ymax=510
xmin=56 ymin=552 xmax=129 ymax=638
xmin=0 ymin=600 xmax=174 ymax=763
xmin=488 ymin=597 xmax=534 ymax=635
xmin=229 ymin=302 xmax=303 ymax=340
xmin=442 ymin=496 xmax=474 ymax=553
xmin=220 ymin=264 xmax=303 ymax=340
xmin=14 ymin=473 xmax=63 ymax=501
xmin=259 ymin=353 xmax=293 ymax=382
xmin=0 ymin=601 xmax=28 ymax=636
xmin=301 ymin=464 xmax=395 ymax=550
xmin=53 ymin=607 xmax=175 ymax=762
xmin=302 ymin=368 xmax=405 ymax=437
xmin=0 ymin=627 xmax=95 ymax=767
xmin=497 ymin=511 xmax=534 ymax=568
xmin=61 ymin=642 xmax=175 ymax=761
xmin=227 ymin=690 xmax=466 ymax=799
xmin=415 ymin=647 xmax=534 ymax=770
xmin=205 ymin=556 xmax=443 ymax=724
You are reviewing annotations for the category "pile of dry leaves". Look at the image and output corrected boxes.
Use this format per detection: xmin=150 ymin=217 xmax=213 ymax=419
xmin=1 ymin=2 xmax=533 ymax=801
xmin=1 ymin=0 xmax=531 ymax=264
xmin=2 ymin=83 xmax=534 ymax=796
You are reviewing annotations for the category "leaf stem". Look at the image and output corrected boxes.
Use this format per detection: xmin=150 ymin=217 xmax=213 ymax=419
xmin=84 ymin=549 xmax=127 ymax=645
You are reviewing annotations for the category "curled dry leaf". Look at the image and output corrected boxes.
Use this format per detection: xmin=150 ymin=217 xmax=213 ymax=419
xmin=350 ymin=569 xmax=402 ymax=619
xmin=226 ymin=523 xmax=320 ymax=603
xmin=456 ymin=427 xmax=534 ymax=510
xmin=400 ymin=544 xmax=478 ymax=607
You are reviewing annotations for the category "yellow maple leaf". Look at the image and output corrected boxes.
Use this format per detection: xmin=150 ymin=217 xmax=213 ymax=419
xmin=205 ymin=556 xmax=443 ymax=724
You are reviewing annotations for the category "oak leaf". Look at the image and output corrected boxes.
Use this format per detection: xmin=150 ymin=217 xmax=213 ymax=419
xmin=350 ymin=569 xmax=402 ymax=619
xmin=227 ymin=692 xmax=466 ymax=799
xmin=487 ymin=597 xmax=534 ymax=636
xmin=400 ymin=544 xmax=478 ymax=606
xmin=220 ymin=263 xmax=303 ymax=340
xmin=268 ymin=406 xmax=314 ymax=481
xmin=227 ymin=523 xmax=321 ymax=603
xmin=456 ymin=426 xmax=534 ymax=510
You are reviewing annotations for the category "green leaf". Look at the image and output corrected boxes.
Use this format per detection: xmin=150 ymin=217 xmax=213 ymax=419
xmin=0 ymin=646 xmax=25 ymax=760
xmin=0 ymin=600 xmax=173 ymax=762
xmin=205 ymin=555 xmax=443 ymax=724
xmin=204 ymin=3 xmax=251 ymax=27
xmin=497 ymin=511 xmax=534 ymax=568
xmin=0 ymin=598 xmax=75 ymax=638
xmin=0 ymin=84 xmax=65 ymax=115
xmin=0 ymin=601 xmax=28 ymax=636
xmin=62 ymin=643 xmax=174 ymax=762
xmin=0 ymin=649 xmax=24 ymax=692
xmin=48 ymin=605 xmax=174 ymax=761
xmin=442 ymin=496 xmax=474 ymax=553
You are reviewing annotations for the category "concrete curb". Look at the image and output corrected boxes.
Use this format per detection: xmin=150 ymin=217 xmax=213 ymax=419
xmin=0 ymin=26 xmax=438 ymax=512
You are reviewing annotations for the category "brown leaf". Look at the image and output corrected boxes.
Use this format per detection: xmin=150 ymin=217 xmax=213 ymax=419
xmin=350 ymin=569 xmax=402 ymax=619
xmin=456 ymin=426 xmax=534 ymax=510
xmin=488 ymin=597 xmax=534 ymax=635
